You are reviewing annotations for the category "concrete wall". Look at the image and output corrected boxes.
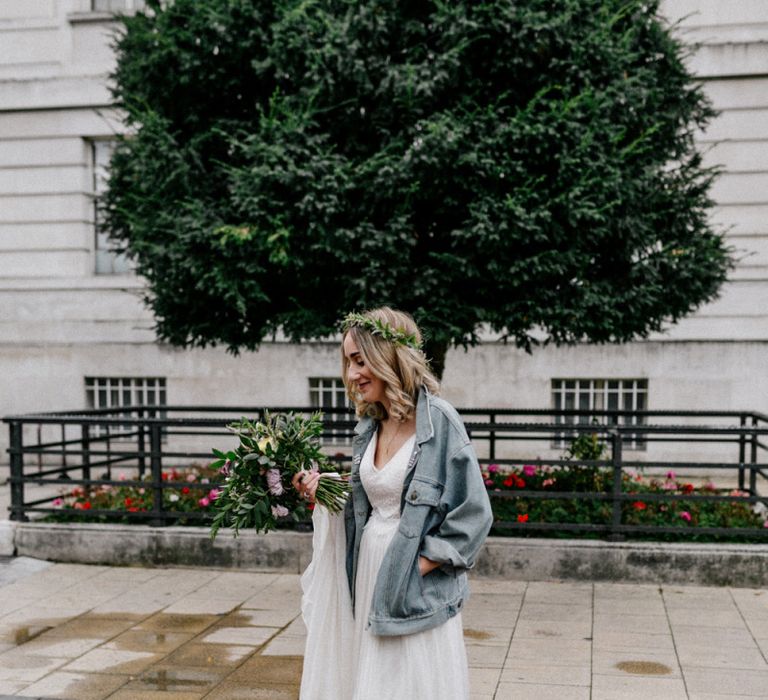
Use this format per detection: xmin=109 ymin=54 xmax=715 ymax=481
xmin=0 ymin=1 xmax=767 ymax=474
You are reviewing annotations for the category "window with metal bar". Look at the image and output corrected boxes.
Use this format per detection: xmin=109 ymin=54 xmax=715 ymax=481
xmin=552 ymin=378 xmax=648 ymax=450
xmin=85 ymin=377 xmax=167 ymax=438
xmin=92 ymin=0 xmax=146 ymax=11
xmin=92 ymin=140 xmax=132 ymax=275
xmin=309 ymin=378 xmax=352 ymax=445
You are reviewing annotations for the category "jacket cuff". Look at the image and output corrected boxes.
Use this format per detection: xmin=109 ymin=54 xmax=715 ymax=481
xmin=420 ymin=534 xmax=471 ymax=572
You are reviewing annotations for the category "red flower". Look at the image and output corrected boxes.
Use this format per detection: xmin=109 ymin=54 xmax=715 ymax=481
xmin=632 ymin=501 xmax=647 ymax=510
xmin=515 ymin=478 xmax=526 ymax=488
xmin=83 ymin=501 xmax=92 ymax=510
xmin=681 ymin=483 xmax=695 ymax=494
xmin=517 ymin=514 xmax=529 ymax=523
xmin=128 ymin=507 xmax=139 ymax=513
xmin=181 ymin=486 xmax=190 ymax=495
xmin=308 ymin=503 xmax=315 ymax=511
xmin=124 ymin=498 xmax=132 ymax=507
xmin=503 ymin=477 xmax=515 ymax=488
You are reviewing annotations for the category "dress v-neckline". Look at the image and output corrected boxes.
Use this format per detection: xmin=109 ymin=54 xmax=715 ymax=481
xmin=372 ymin=431 xmax=416 ymax=472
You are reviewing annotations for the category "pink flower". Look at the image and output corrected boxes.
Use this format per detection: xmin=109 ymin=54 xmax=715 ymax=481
xmin=523 ymin=465 xmax=536 ymax=477
xmin=186 ymin=473 xmax=197 ymax=483
xmin=487 ymin=464 xmax=499 ymax=474
xmin=542 ymin=478 xmax=555 ymax=487
xmin=208 ymin=488 xmax=220 ymax=501
xmin=219 ymin=460 xmax=231 ymax=476
xmin=52 ymin=498 xmax=63 ymax=507
xmin=198 ymin=496 xmax=210 ymax=507
xmin=118 ymin=473 xmax=127 ymax=481
xmin=484 ymin=479 xmax=494 ymax=486
xmin=266 ymin=469 xmax=284 ymax=496
xmin=201 ymin=478 xmax=210 ymax=485
xmin=763 ymin=520 xmax=768 ymax=529
xmin=271 ymin=504 xmax=289 ymax=518
xmin=662 ymin=481 xmax=677 ymax=490
xmin=666 ymin=470 xmax=676 ymax=480
xmin=680 ymin=511 xmax=691 ymax=522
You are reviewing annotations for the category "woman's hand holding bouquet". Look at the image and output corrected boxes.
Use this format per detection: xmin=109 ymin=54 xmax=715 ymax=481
xmin=209 ymin=411 xmax=350 ymax=539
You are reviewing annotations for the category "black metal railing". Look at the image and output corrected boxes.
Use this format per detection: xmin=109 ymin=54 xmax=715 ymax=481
xmin=4 ymin=406 xmax=768 ymax=539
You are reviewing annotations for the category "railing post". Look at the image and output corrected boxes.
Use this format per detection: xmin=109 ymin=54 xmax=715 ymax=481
xmin=609 ymin=429 xmax=624 ymax=541
xmin=8 ymin=421 xmax=27 ymax=522
xmin=137 ymin=408 xmax=147 ymax=478
xmin=149 ymin=422 xmax=164 ymax=526
xmin=81 ymin=423 xmax=91 ymax=484
xmin=749 ymin=416 xmax=758 ymax=496
xmin=738 ymin=414 xmax=746 ymax=491
xmin=489 ymin=413 xmax=496 ymax=462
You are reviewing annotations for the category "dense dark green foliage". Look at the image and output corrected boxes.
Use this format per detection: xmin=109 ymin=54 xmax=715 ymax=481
xmin=104 ymin=0 xmax=731 ymax=376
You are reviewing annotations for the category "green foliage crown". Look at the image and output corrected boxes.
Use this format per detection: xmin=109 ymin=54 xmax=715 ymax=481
xmin=342 ymin=312 xmax=422 ymax=351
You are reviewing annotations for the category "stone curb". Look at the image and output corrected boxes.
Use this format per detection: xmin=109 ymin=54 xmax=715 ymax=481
xmin=4 ymin=520 xmax=768 ymax=586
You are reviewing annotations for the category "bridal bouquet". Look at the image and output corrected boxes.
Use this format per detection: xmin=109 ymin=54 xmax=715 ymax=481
xmin=209 ymin=411 xmax=351 ymax=539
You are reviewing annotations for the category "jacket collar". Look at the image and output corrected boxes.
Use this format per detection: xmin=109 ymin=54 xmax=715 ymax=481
xmin=353 ymin=385 xmax=434 ymax=444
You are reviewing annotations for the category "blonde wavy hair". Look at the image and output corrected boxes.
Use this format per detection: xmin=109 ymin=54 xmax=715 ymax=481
xmin=341 ymin=307 xmax=440 ymax=422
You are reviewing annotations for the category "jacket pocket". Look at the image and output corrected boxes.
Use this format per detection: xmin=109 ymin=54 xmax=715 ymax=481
xmin=399 ymin=478 xmax=443 ymax=538
xmin=382 ymin=534 xmax=428 ymax=618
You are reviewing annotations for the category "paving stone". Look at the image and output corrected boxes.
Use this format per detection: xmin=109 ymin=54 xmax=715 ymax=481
xmin=202 ymin=626 xmax=278 ymax=646
xmin=500 ymin=663 xmax=591 ymax=686
xmin=591 ymin=673 xmax=688 ymax=699
xmin=495 ymin=682 xmax=590 ymax=699
xmin=62 ymin=647 xmax=162 ymax=675
xmin=16 ymin=671 xmax=129 ymax=699
xmin=164 ymin=642 xmax=256 ymax=668
xmin=227 ymin=654 xmax=303 ymax=685
xmin=683 ymin=666 xmax=768 ymax=696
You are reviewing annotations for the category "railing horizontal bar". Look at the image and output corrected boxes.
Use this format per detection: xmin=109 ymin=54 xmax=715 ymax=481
xmin=488 ymin=490 xmax=764 ymax=503
xmin=491 ymin=521 xmax=768 ymax=536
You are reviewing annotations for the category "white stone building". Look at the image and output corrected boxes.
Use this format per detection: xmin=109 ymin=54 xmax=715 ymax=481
xmin=0 ymin=0 xmax=766 ymax=465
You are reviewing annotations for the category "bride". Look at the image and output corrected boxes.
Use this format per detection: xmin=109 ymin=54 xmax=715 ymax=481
xmin=293 ymin=307 xmax=493 ymax=700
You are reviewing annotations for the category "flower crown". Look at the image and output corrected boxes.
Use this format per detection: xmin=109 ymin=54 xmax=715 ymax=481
xmin=341 ymin=312 xmax=422 ymax=351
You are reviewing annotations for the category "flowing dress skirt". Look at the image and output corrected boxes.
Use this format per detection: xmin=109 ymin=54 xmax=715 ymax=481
xmin=300 ymin=506 xmax=469 ymax=700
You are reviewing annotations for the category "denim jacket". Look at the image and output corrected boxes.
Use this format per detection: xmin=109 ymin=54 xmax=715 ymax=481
xmin=344 ymin=387 xmax=493 ymax=636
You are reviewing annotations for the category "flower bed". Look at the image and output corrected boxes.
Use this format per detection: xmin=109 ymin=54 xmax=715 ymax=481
xmin=47 ymin=465 xmax=224 ymax=525
xmin=45 ymin=434 xmax=768 ymax=541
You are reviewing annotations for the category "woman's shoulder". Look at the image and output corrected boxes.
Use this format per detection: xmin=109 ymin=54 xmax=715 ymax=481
xmin=426 ymin=393 xmax=468 ymax=439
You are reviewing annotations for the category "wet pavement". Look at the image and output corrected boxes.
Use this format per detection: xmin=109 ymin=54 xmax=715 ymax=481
xmin=0 ymin=557 xmax=767 ymax=699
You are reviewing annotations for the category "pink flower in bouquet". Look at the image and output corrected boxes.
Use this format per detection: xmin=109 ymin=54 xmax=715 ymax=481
xmin=219 ymin=459 xmax=231 ymax=476
xmin=198 ymin=496 xmax=210 ymax=507
xmin=52 ymin=498 xmax=63 ymax=506
xmin=487 ymin=464 xmax=499 ymax=473
xmin=680 ymin=511 xmax=691 ymax=522
xmin=208 ymin=488 xmax=220 ymax=501
xmin=484 ymin=478 xmax=493 ymax=486
xmin=523 ymin=465 xmax=536 ymax=477
xmin=271 ymin=504 xmax=289 ymax=518
xmin=266 ymin=469 xmax=284 ymax=496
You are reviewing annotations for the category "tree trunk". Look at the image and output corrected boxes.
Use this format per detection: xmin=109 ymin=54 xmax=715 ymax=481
xmin=424 ymin=338 xmax=449 ymax=382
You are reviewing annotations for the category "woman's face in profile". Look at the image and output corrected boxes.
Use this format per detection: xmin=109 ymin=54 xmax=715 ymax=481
xmin=343 ymin=333 xmax=386 ymax=405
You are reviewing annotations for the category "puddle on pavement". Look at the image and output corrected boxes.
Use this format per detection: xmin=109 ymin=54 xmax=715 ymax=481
xmin=233 ymin=654 xmax=303 ymax=687
xmin=46 ymin=613 xmax=145 ymax=639
xmin=615 ymin=660 xmax=672 ymax=675
xmin=166 ymin=642 xmax=255 ymax=667
xmin=136 ymin=613 xmax=221 ymax=634
xmin=138 ymin=668 xmax=214 ymax=691
xmin=12 ymin=624 xmax=54 ymax=645
xmin=463 ymin=629 xmax=492 ymax=640
xmin=107 ymin=629 xmax=192 ymax=653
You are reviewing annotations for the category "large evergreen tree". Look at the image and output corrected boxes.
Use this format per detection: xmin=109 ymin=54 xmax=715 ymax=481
xmin=104 ymin=0 xmax=731 ymax=378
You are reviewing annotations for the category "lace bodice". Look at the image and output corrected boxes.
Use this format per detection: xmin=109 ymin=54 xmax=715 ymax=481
xmin=360 ymin=431 xmax=416 ymax=520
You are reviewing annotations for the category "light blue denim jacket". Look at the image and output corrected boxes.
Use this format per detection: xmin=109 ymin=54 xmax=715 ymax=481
xmin=344 ymin=386 xmax=493 ymax=636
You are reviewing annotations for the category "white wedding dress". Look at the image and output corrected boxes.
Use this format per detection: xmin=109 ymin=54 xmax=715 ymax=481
xmin=300 ymin=432 xmax=469 ymax=700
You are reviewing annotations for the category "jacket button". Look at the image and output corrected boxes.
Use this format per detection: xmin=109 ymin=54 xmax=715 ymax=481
xmin=410 ymin=491 xmax=418 ymax=501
